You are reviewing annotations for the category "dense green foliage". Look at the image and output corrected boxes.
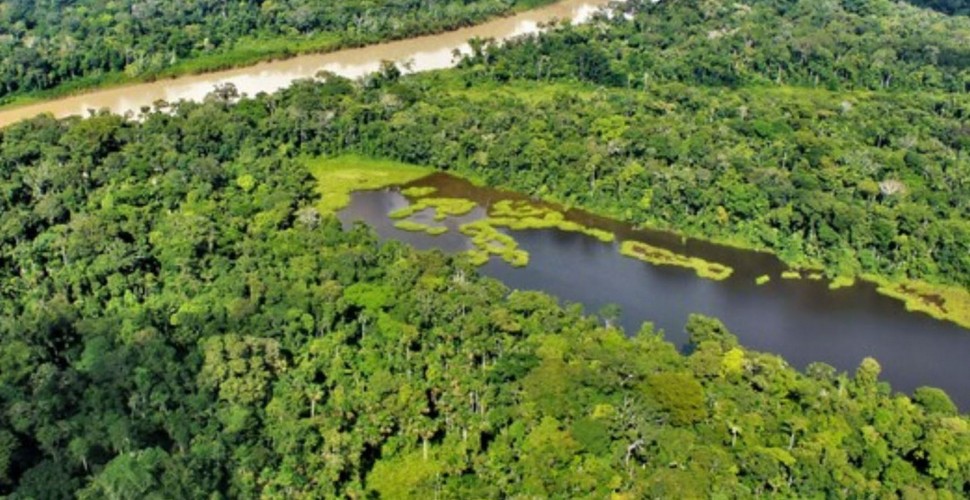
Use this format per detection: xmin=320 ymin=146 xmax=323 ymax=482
xmin=5 ymin=1 xmax=967 ymax=289
xmin=363 ymin=74 xmax=970 ymax=287
xmin=485 ymin=0 xmax=970 ymax=92
xmin=2 ymin=0 xmax=970 ymax=496
xmin=405 ymin=0 xmax=970 ymax=289
xmin=0 ymin=99 xmax=968 ymax=496
xmin=0 ymin=0 xmax=537 ymax=101
xmin=239 ymin=60 xmax=968 ymax=290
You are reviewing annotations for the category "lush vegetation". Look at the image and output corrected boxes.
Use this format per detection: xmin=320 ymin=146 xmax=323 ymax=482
xmin=307 ymin=154 xmax=431 ymax=215
xmin=394 ymin=219 xmax=450 ymax=235
xmin=383 ymin=183 xmax=618 ymax=267
xmin=0 ymin=0 xmax=547 ymax=104
xmin=476 ymin=0 xmax=970 ymax=93
xmin=441 ymin=0 xmax=970 ymax=288
xmin=2 ymin=0 xmax=970 ymax=496
xmin=0 ymin=101 xmax=968 ymax=497
xmin=294 ymin=65 xmax=970 ymax=320
xmin=317 ymin=0 xmax=970 ymax=315
xmin=389 ymin=197 xmax=478 ymax=221
xmin=620 ymin=240 xmax=735 ymax=281
xmin=485 ymin=199 xmax=615 ymax=242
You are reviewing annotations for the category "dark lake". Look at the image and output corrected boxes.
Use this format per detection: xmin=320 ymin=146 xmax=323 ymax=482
xmin=339 ymin=173 xmax=970 ymax=409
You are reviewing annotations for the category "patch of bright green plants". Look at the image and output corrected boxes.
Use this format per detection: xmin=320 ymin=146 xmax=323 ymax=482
xmin=781 ymin=269 xmax=854 ymax=290
xmin=486 ymin=200 xmax=615 ymax=243
xmin=460 ymin=220 xmax=529 ymax=267
xmin=755 ymin=274 xmax=771 ymax=285
xmin=401 ymin=186 xmax=438 ymax=198
xmin=393 ymin=220 xmax=448 ymax=236
xmin=619 ymin=241 xmax=734 ymax=281
xmin=867 ymin=276 xmax=970 ymax=330
xmin=306 ymin=155 xmax=432 ymax=215
xmin=828 ymin=276 xmax=856 ymax=290
xmin=386 ymin=195 xmax=616 ymax=268
xmin=389 ymin=198 xmax=477 ymax=221
xmin=777 ymin=266 xmax=968 ymax=328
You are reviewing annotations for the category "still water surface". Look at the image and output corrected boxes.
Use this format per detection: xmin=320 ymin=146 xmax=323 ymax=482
xmin=12 ymin=0 xmax=966 ymax=408
xmin=340 ymin=173 xmax=970 ymax=409
xmin=0 ymin=0 xmax=610 ymax=127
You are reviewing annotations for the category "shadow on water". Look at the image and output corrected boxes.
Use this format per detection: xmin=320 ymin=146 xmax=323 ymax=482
xmin=340 ymin=173 xmax=970 ymax=409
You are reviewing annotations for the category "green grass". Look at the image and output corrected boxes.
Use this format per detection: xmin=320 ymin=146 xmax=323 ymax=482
xmin=828 ymin=276 xmax=856 ymax=290
xmin=781 ymin=271 xmax=801 ymax=280
xmin=306 ymin=155 xmax=432 ymax=215
xmin=490 ymin=199 xmax=549 ymax=219
xmin=393 ymin=220 xmax=448 ymax=236
xmin=383 ymin=195 xmax=612 ymax=268
xmin=619 ymin=241 xmax=734 ymax=281
xmin=866 ymin=276 xmax=970 ymax=330
xmin=401 ymin=186 xmax=438 ymax=198
xmin=163 ymin=33 xmax=342 ymax=78
xmin=389 ymin=197 xmax=477 ymax=221
xmin=779 ymin=265 xmax=967 ymax=328
xmin=755 ymin=274 xmax=771 ymax=286
xmin=486 ymin=200 xmax=615 ymax=243
xmin=459 ymin=220 xmax=529 ymax=267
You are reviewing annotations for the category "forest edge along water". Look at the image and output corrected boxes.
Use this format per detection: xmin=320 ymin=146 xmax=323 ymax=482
xmin=0 ymin=0 xmax=613 ymax=128
xmin=4 ymin=0 xmax=968 ymax=404
xmin=328 ymin=166 xmax=970 ymax=410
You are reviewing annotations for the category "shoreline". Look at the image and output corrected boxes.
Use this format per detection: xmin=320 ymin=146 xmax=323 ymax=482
xmin=0 ymin=0 xmax=585 ymax=120
xmin=323 ymin=154 xmax=970 ymax=332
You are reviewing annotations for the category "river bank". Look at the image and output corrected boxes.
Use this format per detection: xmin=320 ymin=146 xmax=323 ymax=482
xmin=325 ymin=160 xmax=970 ymax=407
xmin=0 ymin=0 xmax=568 ymax=112
xmin=0 ymin=0 xmax=611 ymax=127
xmin=412 ymin=75 xmax=970 ymax=331
xmin=313 ymin=154 xmax=970 ymax=332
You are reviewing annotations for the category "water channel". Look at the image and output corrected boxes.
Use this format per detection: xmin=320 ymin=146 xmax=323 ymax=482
xmin=0 ymin=0 xmax=611 ymax=127
xmin=6 ymin=0 xmax=967 ymax=409
xmin=340 ymin=173 xmax=970 ymax=409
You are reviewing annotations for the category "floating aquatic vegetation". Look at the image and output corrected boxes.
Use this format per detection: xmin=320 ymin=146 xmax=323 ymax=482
xmin=619 ymin=241 xmax=734 ymax=281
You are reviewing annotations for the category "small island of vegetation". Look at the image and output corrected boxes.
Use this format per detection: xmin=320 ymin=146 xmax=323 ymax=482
xmin=621 ymin=241 xmax=735 ymax=281
xmin=1 ymin=0 xmax=969 ymax=497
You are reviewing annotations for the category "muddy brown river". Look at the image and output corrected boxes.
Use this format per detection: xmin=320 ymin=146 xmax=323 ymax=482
xmin=0 ymin=0 xmax=611 ymax=128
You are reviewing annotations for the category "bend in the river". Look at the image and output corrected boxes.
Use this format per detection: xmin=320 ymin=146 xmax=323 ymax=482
xmin=0 ymin=0 xmax=613 ymax=128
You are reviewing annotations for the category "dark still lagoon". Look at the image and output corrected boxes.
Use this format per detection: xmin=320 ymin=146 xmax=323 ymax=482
xmin=340 ymin=173 xmax=970 ymax=409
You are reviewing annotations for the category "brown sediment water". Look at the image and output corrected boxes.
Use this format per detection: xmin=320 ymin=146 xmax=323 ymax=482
xmin=0 ymin=0 xmax=612 ymax=128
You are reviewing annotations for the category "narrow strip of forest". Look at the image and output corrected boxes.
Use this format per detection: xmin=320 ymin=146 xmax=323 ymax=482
xmin=0 ymin=0 xmax=560 ymax=109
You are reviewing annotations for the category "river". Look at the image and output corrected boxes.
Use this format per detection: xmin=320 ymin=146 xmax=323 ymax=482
xmin=7 ymin=0 xmax=967 ymax=408
xmin=0 ymin=0 xmax=610 ymax=128
xmin=339 ymin=173 xmax=970 ymax=409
